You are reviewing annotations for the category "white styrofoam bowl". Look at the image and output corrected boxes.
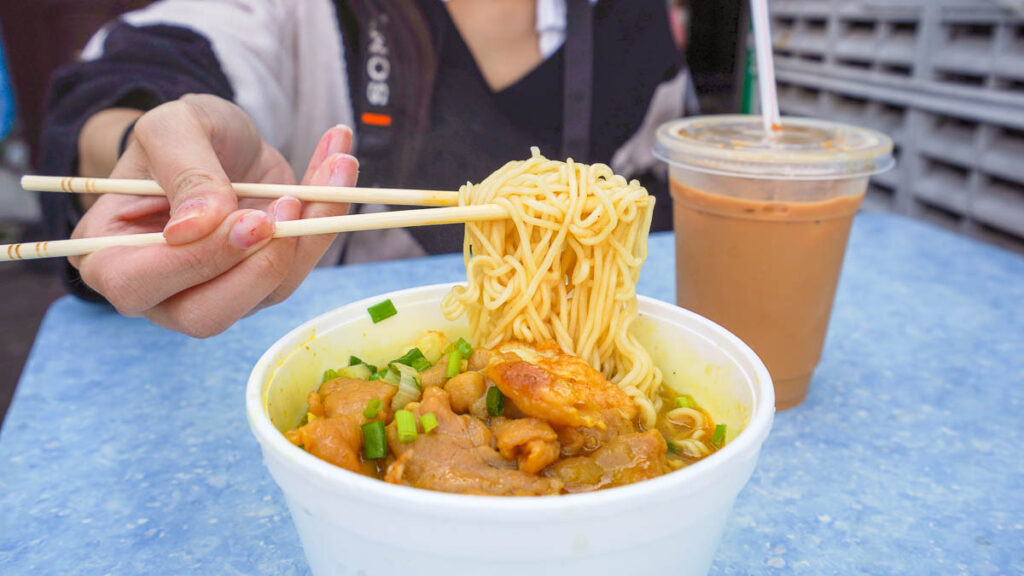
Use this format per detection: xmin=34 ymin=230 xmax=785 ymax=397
xmin=247 ymin=283 xmax=774 ymax=576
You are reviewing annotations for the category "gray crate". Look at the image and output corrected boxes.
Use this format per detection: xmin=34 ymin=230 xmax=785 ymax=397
xmin=769 ymin=0 xmax=1024 ymax=253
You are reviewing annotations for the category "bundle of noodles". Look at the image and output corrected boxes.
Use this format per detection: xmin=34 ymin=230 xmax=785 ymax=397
xmin=441 ymin=148 xmax=662 ymax=426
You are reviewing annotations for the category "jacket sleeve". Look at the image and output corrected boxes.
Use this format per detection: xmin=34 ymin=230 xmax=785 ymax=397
xmin=39 ymin=20 xmax=237 ymax=301
xmin=37 ymin=0 xmax=353 ymax=300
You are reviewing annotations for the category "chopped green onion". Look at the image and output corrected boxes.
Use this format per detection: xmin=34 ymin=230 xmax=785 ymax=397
xmin=395 ymin=409 xmax=418 ymax=443
xmin=337 ymin=363 xmax=373 ymax=380
xmin=712 ymin=424 xmax=727 ymax=447
xmin=673 ymin=394 xmax=696 ymax=409
xmin=486 ymin=386 xmax=505 ymax=417
xmin=420 ymin=412 xmax=439 ymax=434
xmin=367 ymin=299 xmax=397 ymax=323
xmin=345 ymin=356 xmax=378 ymax=375
xmin=390 ymin=364 xmax=422 ymax=410
xmin=392 ymin=348 xmax=431 ymax=372
xmin=321 ymin=368 xmax=339 ymax=383
xmin=454 ymin=337 xmax=473 ymax=358
xmin=347 ymin=356 xmax=378 ymax=373
xmin=361 ymin=420 xmax=386 ymax=459
xmin=445 ymin=351 xmax=463 ymax=378
xmin=381 ymin=366 xmax=402 ymax=387
xmin=665 ymin=439 xmax=682 ymax=456
xmin=363 ymin=398 xmax=382 ymax=419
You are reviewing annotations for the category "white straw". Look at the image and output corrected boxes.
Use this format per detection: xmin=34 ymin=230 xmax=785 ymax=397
xmin=751 ymin=0 xmax=781 ymax=133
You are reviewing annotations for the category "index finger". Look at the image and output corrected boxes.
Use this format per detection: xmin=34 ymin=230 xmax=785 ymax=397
xmin=132 ymin=100 xmax=238 ymax=245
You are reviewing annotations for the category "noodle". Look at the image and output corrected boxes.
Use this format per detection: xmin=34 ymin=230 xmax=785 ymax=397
xmin=667 ymin=406 xmax=706 ymax=430
xmin=441 ymin=148 xmax=662 ymax=427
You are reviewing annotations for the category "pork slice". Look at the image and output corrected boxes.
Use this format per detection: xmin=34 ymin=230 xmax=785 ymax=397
xmin=385 ymin=388 xmax=563 ymax=496
xmin=545 ymin=430 xmax=669 ymax=493
xmin=319 ymin=377 xmax=397 ymax=421
xmin=286 ymin=414 xmax=364 ymax=474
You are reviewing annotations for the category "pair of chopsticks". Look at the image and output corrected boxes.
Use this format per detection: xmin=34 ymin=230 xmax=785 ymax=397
xmin=1 ymin=176 xmax=507 ymax=261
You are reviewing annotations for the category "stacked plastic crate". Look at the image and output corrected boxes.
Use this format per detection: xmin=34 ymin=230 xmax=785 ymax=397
xmin=769 ymin=0 xmax=1024 ymax=253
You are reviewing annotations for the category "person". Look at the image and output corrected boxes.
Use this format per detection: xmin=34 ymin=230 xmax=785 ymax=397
xmin=39 ymin=0 xmax=697 ymax=337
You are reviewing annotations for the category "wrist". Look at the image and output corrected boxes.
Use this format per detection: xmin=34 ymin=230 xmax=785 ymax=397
xmin=76 ymin=109 xmax=144 ymax=211
xmin=77 ymin=108 xmax=144 ymax=178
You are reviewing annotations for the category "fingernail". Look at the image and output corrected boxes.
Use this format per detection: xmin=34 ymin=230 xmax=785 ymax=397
xmin=229 ymin=210 xmax=273 ymax=249
xmin=271 ymin=196 xmax=301 ymax=222
xmin=326 ymin=125 xmax=353 ymax=155
xmin=166 ymin=198 xmax=206 ymax=230
xmin=330 ymin=155 xmax=358 ymax=186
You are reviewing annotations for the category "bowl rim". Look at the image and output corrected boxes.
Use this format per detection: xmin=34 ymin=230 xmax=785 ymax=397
xmin=246 ymin=282 xmax=774 ymax=516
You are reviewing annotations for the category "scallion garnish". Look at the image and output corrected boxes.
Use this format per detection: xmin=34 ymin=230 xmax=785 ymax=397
xmin=389 ymin=364 xmax=421 ymax=410
xmin=367 ymin=299 xmax=397 ymax=323
xmin=666 ymin=439 xmax=682 ymax=456
xmin=363 ymin=398 xmax=382 ymax=419
xmin=347 ymin=355 xmax=377 ymax=374
xmin=395 ymin=409 xmax=418 ymax=443
xmin=673 ymin=394 xmax=696 ymax=409
xmin=454 ymin=337 xmax=473 ymax=359
xmin=322 ymin=368 xmax=339 ymax=383
xmin=420 ymin=412 xmax=439 ymax=434
xmin=712 ymin=424 xmax=727 ymax=447
xmin=486 ymin=386 xmax=505 ymax=417
xmin=445 ymin=351 xmax=462 ymax=378
xmin=361 ymin=420 xmax=386 ymax=459
xmin=381 ymin=366 xmax=402 ymax=387
xmin=392 ymin=348 xmax=431 ymax=372
xmin=337 ymin=363 xmax=373 ymax=380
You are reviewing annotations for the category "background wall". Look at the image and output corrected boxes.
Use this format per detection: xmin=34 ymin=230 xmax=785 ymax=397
xmin=768 ymin=0 xmax=1024 ymax=255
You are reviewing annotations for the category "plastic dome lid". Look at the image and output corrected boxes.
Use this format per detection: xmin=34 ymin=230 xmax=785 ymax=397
xmin=653 ymin=115 xmax=895 ymax=180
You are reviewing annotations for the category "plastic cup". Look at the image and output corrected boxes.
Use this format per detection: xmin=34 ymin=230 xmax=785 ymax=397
xmin=654 ymin=115 xmax=894 ymax=410
xmin=247 ymin=283 xmax=774 ymax=576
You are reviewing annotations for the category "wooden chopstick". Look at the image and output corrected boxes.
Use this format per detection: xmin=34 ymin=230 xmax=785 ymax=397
xmin=0 ymin=204 xmax=508 ymax=262
xmin=20 ymin=175 xmax=460 ymax=207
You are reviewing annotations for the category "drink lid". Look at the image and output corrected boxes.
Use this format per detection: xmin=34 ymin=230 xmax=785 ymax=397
xmin=653 ymin=115 xmax=894 ymax=180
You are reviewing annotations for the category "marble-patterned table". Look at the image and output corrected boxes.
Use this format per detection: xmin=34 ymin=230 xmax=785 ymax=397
xmin=2 ymin=213 xmax=1021 ymax=575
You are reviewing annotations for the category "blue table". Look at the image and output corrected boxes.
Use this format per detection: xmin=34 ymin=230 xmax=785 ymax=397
xmin=1 ymin=213 xmax=1022 ymax=575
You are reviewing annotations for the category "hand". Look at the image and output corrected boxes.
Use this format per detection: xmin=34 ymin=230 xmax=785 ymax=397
xmin=70 ymin=94 xmax=358 ymax=337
